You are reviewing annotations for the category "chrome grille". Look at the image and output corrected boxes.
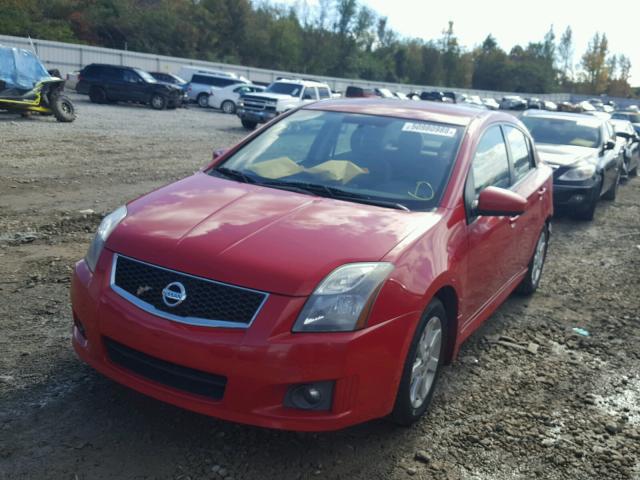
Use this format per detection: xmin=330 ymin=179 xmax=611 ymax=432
xmin=110 ymin=254 xmax=268 ymax=328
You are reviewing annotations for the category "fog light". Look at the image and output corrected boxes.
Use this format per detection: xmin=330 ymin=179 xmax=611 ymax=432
xmin=284 ymin=381 xmax=334 ymax=411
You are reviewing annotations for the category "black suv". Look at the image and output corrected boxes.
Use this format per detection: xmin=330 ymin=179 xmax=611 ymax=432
xmin=76 ymin=64 xmax=183 ymax=110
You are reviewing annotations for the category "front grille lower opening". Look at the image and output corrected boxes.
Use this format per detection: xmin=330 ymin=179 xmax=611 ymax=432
xmin=104 ymin=337 xmax=227 ymax=400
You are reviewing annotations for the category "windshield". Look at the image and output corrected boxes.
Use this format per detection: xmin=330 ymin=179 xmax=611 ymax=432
xmin=0 ymin=47 xmax=51 ymax=90
xmin=136 ymin=70 xmax=157 ymax=83
xmin=521 ymin=116 xmax=601 ymax=148
xmin=211 ymin=110 xmax=464 ymax=211
xmin=266 ymin=82 xmax=302 ymax=97
xmin=612 ymin=112 xmax=640 ymax=123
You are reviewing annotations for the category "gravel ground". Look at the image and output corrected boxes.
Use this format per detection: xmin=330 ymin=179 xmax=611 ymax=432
xmin=0 ymin=94 xmax=639 ymax=480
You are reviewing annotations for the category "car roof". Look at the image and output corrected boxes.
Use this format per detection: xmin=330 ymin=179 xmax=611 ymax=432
xmin=304 ymin=98 xmax=503 ymax=126
xmin=274 ymin=78 xmax=329 ymax=87
xmin=86 ymin=63 xmax=134 ymax=70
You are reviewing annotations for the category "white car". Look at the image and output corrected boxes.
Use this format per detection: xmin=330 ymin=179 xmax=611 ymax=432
xmin=208 ymin=84 xmax=265 ymax=114
xmin=236 ymin=78 xmax=332 ymax=130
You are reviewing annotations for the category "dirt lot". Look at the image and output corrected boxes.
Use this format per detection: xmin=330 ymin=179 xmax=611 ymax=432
xmin=0 ymin=95 xmax=639 ymax=480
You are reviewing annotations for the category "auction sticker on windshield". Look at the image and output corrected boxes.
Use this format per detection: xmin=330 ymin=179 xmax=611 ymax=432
xmin=401 ymin=122 xmax=457 ymax=137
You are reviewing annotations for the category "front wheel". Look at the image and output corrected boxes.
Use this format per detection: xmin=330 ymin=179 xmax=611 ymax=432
xmin=197 ymin=93 xmax=210 ymax=108
xmin=391 ymin=299 xmax=447 ymax=426
xmin=150 ymin=94 xmax=167 ymax=110
xmin=516 ymin=224 xmax=549 ymax=295
xmin=51 ymin=95 xmax=76 ymax=122
xmin=241 ymin=119 xmax=257 ymax=130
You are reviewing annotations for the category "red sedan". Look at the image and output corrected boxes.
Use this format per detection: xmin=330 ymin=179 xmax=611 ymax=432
xmin=72 ymin=99 xmax=553 ymax=431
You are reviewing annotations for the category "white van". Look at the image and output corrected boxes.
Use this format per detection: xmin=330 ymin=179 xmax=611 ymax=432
xmin=177 ymin=65 xmax=249 ymax=84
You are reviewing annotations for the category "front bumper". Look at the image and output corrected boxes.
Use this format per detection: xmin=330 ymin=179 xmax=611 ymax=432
xmin=236 ymin=107 xmax=278 ymax=124
xmin=71 ymin=252 xmax=413 ymax=431
xmin=552 ymin=178 xmax=600 ymax=210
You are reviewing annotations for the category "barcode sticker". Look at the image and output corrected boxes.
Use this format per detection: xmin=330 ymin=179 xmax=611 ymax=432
xmin=402 ymin=122 xmax=457 ymax=137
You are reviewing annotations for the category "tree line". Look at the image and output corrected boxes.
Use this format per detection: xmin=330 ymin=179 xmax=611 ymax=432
xmin=0 ymin=0 xmax=636 ymax=96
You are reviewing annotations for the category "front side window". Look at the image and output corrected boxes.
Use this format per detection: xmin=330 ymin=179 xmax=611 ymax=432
xmin=212 ymin=110 xmax=464 ymax=211
xmin=504 ymin=126 xmax=534 ymax=182
xmin=123 ymin=70 xmax=140 ymax=83
xmin=471 ymin=126 xmax=511 ymax=196
xmin=318 ymin=87 xmax=331 ymax=99
xmin=135 ymin=70 xmax=156 ymax=83
xmin=302 ymin=88 xmax=317 ymax=100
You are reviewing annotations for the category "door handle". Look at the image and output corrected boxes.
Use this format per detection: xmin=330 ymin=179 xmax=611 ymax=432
xmin=509 ymin=215 xmax=519 ymax=228
xmin=537 ymin=187 xmax=547 ymax=196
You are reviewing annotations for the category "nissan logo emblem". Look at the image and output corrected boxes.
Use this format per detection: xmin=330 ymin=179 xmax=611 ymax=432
xmin=162 ymin=281 xmax=187 ymax=308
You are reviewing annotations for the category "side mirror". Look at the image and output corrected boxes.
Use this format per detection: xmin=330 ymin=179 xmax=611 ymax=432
xmin=604 ymin=140 xmax=616 ymax=151
xmin=212 ymin=148 xmax=228 ymax=161
xmin=476 ymin=186 xmax=527 ymax=217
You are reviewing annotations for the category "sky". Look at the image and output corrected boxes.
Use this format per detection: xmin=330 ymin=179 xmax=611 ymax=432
xmin=279 ymin=0 xmax=640 ymax=85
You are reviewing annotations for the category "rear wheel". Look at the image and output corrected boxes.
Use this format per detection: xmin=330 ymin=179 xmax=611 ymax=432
xmin=221 ymin=100 xmax=236 ymax=114
xmin=51 ymin=94 xmax=76 ymax=122
xmin=629 ymin=162 xmax=638 ymax=177
xmin=150 ymin=94 xmax=167 ymax=110
xmin=241 ymin=119 xmax=257 ymax=130
xmin=89 ymin=86 xmax=107 ymax=104
xmin=197 ymin=93 xmax=210 ymax=108
xmin=391 ymin=299 xmax=447 ymax=426
xmin=516 ymin=225 xmax=549 ymax=295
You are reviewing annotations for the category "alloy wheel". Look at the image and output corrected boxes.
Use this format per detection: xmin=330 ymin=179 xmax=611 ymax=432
xmin=531 ymin=230 xmax=547 ymax=286
xmin=410 ymin=316 xmax=442 ymax=409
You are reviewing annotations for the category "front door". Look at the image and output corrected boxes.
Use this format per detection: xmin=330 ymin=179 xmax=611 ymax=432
xmin=461 ymin=125 xmax=518 ymax=324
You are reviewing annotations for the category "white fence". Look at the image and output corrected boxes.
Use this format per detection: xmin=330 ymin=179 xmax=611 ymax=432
xmin=4 ymin=33 xmax=636 ymax=107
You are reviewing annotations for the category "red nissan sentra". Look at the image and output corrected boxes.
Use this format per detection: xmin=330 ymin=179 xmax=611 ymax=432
xmin=71 ymin=99 xmax=553 ymax=431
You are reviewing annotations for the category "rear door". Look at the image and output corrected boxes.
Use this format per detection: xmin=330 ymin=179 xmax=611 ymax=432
xmin=462 ymin=125 xmax=517 ymax=323
xmin=503 ymin=125 xmax=548 ymax=271
xmin=600 ymin=122 xmax=620 ymax=192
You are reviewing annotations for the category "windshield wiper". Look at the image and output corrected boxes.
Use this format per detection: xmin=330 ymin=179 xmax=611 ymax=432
xmin=262 ymin=181 xmax=411 ymax=211
xmin=214 ymin=167 xmax=257 ymax=184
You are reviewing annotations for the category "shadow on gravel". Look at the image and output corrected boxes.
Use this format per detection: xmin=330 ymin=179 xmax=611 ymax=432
xmin=0 ymin=357 xmax=414 ymax=479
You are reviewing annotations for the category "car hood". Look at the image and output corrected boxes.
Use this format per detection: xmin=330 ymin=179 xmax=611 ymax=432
xmin=244 ymin=92 xmax=300 ymax=102
xmin=107 ymin=173 xmax=438 ymax=296
xmin=536 ymin=143 xmax=599 ymax=167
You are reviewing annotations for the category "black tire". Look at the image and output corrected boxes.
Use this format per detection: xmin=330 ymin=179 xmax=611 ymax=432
xmin=602 ymin=170 xmax=620 ymax=201
xmin=391 ymin=299 xmax=447 ymax=426
xmin=516 ymin=224 xmax=549 ymax=295
xmin=241 ymin=119 xmax=257 ymax=130
xmin=150 ymin=94 xmax=167 ymax=110
xmin=221 ymin=100 xmax=236 ymax=114
xmin=197 ymin=93 xmax=210 ymax=108
xmin=629 ymin=163 xmax=638 ymax=177
xmin=51 ymin=94 xmax=76 ymax=122
xmin=89 ymin=86 xmax=107 ymax=104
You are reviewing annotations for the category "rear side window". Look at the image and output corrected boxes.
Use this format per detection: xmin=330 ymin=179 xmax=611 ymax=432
xmin=104 ymin=67 xmax=124 ymax=81
xmin=471 ymin=126 xmax=511 ymax=195
xmin=504 ymin=126 xmax=534 ymax=182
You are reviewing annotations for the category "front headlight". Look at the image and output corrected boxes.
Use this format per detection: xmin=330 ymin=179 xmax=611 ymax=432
xmin=85 ymin=206 xmax=127 ymax=272
xmin=558 ymin=163 xmax=596 ymax=181
xmin=293 ymin=263 xmax=394 ymax=332
xmin=266 ymin=100 xmax=278 ymax=107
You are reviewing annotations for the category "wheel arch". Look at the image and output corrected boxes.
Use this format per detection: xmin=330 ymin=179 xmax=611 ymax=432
xmin=432 ymin=285 xmax=459 ymax=365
